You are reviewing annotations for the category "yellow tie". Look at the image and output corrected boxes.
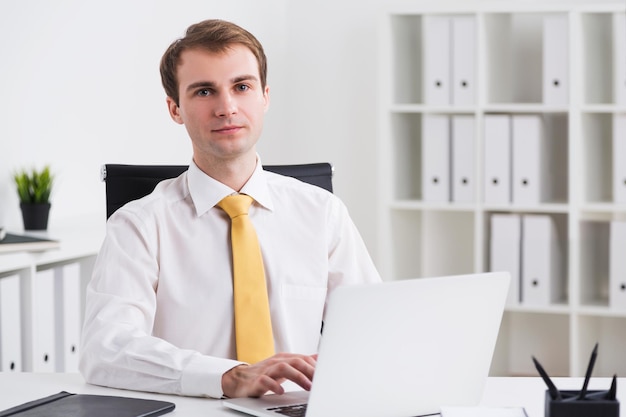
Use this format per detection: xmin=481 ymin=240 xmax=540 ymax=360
xmin=218 ymin=194 xmax=274 ymax=363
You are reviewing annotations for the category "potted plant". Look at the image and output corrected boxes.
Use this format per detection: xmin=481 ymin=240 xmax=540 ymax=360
xmin=13 ymin=165 xmax=54 ymax=230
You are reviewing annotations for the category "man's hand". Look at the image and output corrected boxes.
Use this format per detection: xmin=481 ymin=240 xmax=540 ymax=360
xmin=222 ymin=353 xmax=317 ymax=398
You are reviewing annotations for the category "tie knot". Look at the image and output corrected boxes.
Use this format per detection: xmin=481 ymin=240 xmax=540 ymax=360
xmin=218 ymin=194 xmax=254 ymax=219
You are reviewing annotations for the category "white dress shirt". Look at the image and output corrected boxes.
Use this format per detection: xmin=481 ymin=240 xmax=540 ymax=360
xmin=79 ymin=159 xmax=381 ymax=398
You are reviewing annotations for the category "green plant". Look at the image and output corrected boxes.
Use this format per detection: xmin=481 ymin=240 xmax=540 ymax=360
xmin=13 ymin=165 xmax=54 ymax=204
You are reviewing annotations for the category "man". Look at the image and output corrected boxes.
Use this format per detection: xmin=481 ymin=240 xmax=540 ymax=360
xmin=79 ymin=19 xmax=380 ymax=399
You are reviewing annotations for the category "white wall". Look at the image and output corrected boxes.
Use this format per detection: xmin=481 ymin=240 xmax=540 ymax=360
xmin=0 ymin=0 xmax=392 ymax=263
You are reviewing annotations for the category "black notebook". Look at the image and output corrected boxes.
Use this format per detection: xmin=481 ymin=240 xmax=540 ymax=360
xmin=0 ymin=391 xmax=175 ymax=417
xmin=0 ymin=232 xmax=60 ymax=253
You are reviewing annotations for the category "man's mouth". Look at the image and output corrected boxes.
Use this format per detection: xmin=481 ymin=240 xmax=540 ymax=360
xmin=213 ymin=125 xmax=241 ymax=134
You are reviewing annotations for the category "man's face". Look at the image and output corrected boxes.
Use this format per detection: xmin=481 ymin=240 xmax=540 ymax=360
xmin=167 ymin=45 xmax=269 ymax=165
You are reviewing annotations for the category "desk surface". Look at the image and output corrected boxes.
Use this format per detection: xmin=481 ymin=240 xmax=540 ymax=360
xmin=0 ymin=373 xmax=621 ymax=417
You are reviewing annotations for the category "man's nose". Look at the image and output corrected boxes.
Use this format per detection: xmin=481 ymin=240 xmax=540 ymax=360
xmin=215 ymin=93 xmax=237 ymax=117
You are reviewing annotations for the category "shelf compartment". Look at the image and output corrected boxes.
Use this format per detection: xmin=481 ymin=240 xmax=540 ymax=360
xmin=484 ymin=12 xmax=568 ymax=105
xmin=581 ymin=113 xmax=613 ymax=203
xmin=577 ymin=315 xmax=626 ymax=376
xmin=389 ymin=209 xmax=474 ymax=280
xmin=582 ymin=13 xmax=615 ymax=104
xmin=491 ymin=310 xmax=570 ymax=376
xmin=390 ymin=14 xmax=423 ymax=105
xmin=579 ymin=220 xmax=610 ymax=307
xmin=389 ymin=112 xmax=422 ymax=200
xmin=484 ymin=211 xmax=569 ymax=307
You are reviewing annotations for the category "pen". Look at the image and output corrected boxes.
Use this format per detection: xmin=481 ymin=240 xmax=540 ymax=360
xmin=609 ymin=374 xmax=617 ymax=400
xmin=578 ymin=343 xmax=598 ymax=400
xmin=532 ymin=356 xmax=562 ymax=400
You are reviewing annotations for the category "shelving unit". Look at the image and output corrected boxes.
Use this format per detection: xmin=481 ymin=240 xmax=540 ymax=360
xmin=0 ymin=222 xmax=101 ymax=373
xmin=378 ymin=1 xmax=626 ymax=377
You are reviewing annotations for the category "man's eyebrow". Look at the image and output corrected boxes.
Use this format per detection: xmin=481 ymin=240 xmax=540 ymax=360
xmin=232 ymin=74 xmax=259 ymax=84
xmin=186 ymin=81 xmax=216 ymax=93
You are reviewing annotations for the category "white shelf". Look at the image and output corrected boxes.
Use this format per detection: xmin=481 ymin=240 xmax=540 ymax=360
xmin=0 ymin=220 xmax=101 ymax=373
xmin=379 ymin=1 xmax=626 ymax=378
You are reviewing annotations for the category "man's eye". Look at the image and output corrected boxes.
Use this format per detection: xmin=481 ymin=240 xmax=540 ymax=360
xmin=196 ymin=89 xmax=211 ymax=96
xmin=236 ymin=84 xmax=250 ymax=92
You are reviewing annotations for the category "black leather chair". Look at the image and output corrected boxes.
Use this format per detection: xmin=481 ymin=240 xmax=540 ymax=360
xmin=101 ymin=163 xmax=334 ymax=219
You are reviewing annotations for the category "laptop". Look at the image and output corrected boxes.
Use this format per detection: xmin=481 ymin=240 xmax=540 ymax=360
xmin=223 ymin=271 xmax=510 ymax=417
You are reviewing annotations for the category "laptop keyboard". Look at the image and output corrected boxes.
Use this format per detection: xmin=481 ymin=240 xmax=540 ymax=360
xmin=267 ymin=403 xmax=307 ymax=417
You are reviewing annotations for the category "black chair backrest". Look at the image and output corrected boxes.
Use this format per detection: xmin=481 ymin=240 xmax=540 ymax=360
xmin=101 ymin=163 xmax=334 ymax=219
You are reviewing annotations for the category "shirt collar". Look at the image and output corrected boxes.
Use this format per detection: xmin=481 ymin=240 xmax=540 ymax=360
xmin=187 ymin=156 xmax=274 ymax=216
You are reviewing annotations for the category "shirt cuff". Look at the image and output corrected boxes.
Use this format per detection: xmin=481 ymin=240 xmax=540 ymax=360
xmin=180 ymin=353 xmax=243 ymax=398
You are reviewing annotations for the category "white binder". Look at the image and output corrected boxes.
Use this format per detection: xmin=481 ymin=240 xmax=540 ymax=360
xmin=490 ymin=214 xmax=522 ymax=305
xmin=26 ymin=268 xmax=56 ymax=372
xmin=451 ymin=16 xmax=476 ymax=106
xmin=423 ymin=15 xmax=451 ymax=105
xmin=484 ymin=115 xmax=512 ymax=204
xmin=54 ymin=263 xmax=82 ymax=372
xmin=422 ymin=114 xmax=450 ymax=202
xmin=614 ymin=114 xmax=626 ymax=204
xmin=451 ymin=115 xmax=475 ymax=202
xmin=0 ymin=274 xmax=22 ymax=372
xmin=521 ymin=215 xmax=562 ymax=306
xmin=512 ymin=115 xmax=545 ymax=205
xmin=543 ymin=14 xmax=569 ymax=105
xmin=614 ymin=13 xmax=626 ymax=105
xmin=610 ymin=221 xmax=626 ymax=311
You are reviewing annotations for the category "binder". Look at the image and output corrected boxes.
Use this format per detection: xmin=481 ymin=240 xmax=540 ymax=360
xmin=451 ymin=16 xmax=476 ymax=106
xmin=614 ymin=13 xmax=626 ymax=105
xmin=613 ymin=114 xmax=626 ymax=204
xmin=423 ymin=15 xmax=451 ymax=105
xmin=521 ymin=215 xmax=562 ymax=306
xmin=543 ymin=14 xmax=569 ymax=105
xmin=54 ymin=263 xmax=81 ymax=372
xmin=483 ymin=115 xmax=512 ymax=204
xmin=451 ymin=115 xmax=475 ymax=202
xmin=609 ymin=221 xmax=626 ymax=311
xmin=422 ymin=114 xmax=450 ymax=202
xmin=0 ymin=391 xmax=175 ymax=417
xmin=512 ymin=115 xmax=545 ymax=205
xmin=25 ymin=268 xmax=56 ymax=372
xmin=0 ymin=274 xmax=21 ymax=372
xmin=490 ymin=214 xmax=522 ymax=305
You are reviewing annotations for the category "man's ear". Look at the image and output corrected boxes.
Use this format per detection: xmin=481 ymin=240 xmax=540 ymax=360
xmin=263 ymin=86 xmax=270 ymax=113
xmin=166 ymin=97 xmax=184 ymax=124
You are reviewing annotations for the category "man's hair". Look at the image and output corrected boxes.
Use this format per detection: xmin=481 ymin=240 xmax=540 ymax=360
xmin=160 ymin=19 xmax=267 ymax=106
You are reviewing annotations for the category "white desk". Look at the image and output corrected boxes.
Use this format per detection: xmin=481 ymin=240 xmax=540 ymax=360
xmin=0 ymin=373 xmax=622 ymax=416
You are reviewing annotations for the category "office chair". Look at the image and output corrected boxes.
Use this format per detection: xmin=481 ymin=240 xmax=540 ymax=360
xmin=101 ymin=162 xmax=334 ymax=219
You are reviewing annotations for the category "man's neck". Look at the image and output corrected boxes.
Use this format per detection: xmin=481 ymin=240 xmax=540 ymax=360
xmin=193 ymin=153 xmax=257 ymax=192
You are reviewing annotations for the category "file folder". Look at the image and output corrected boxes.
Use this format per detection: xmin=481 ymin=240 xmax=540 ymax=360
xmin=512 ymin=115 xmax=545 ymax=205
xmin=451 ymin=16 xmax=476 ymax=106
xmin=54 ymin=263 xmax=81 ymax=372
xmin=614 ymin=13 xmax=626 ymax=105
xmin=610 ymin=221 xmax=626 ymax=311
xmin=614 ymin=114 xmax=626 ymax=204
xmin=0 ymin=274 xmax=21 ymax=372
xmin=423 ymin=15 xmax=451 ymax=105
xmin=521 ymin=215 xmax=562 ymax=306
xmin=490 ymin=214 xmax=522 ymax=305
xmin=451 ymin=115 xmax=475 ymax=202
xmin=543 ymin=14 xmax=569 ymax=105
xmin=422 ymin=114 xmax=450 ymax=202
xmin=25 ymin=269 xmax=56 ymax=372
xmin=483 ymin=115 xmax=512 ymax=204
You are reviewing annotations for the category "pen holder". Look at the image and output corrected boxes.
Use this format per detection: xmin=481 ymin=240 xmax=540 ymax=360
xmin=545 ymin=390 xmax=619 ymax=417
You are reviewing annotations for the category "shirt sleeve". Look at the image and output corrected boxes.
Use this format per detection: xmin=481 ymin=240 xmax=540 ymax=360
xmin=326 ymin=197 xmax=382 ymax=295
xmin=79 ymin=210 xmax=242 ymax=399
